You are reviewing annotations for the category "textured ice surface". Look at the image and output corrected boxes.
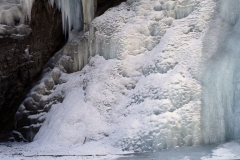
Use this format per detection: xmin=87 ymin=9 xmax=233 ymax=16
xmin=90 ymin=0 xmax=199 ymax=60
xmin=201 ymin=0 xmax=240 ymax=144
xmin=14 ymin=0 xmax=240 ymax=155
xmin=16 ymin=0 xmax=215 ymax=152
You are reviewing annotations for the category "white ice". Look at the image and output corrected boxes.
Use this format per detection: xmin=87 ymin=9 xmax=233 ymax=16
xmin=9 ymin=0 xmax=240 ymax=157
xmin=16 ymin=0 xmax=215 ymax=152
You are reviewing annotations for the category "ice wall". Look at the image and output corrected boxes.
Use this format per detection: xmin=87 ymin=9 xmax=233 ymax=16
xmin=201 ymin=0 xmax=240 ymax=144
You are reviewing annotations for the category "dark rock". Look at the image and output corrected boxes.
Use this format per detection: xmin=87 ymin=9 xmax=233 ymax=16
xmin=96 ymin=0 xmax=127 ymax=17
xmin=0 ymin=0 xmax=65 ymax=142
xmin=9 ymin=130 xmax=27 ymax=142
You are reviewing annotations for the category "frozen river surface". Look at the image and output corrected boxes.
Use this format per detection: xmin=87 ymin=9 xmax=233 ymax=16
xmin=1 ymin=140 xmax=240 ymax=160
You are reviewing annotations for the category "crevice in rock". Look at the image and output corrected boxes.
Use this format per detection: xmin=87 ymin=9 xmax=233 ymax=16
xmin=95 ymin=0 xmax=127 ymax=17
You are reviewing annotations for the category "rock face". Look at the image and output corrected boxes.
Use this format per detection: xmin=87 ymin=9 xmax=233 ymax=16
xmin=0 ymin=0 xmax=65 ymax=141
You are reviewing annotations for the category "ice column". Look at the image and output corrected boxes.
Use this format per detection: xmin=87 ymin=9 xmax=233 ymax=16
xmin=82 ymin=0 xmax=96 ymax=32
xmin=48 ymin=0 xmax=83 ymax=40
xmin=0 ymin=0 xmax=34 ymax=25
xmin=21 ymin=0 xmax=34 ymax=21
xmin=201 ymin=0 xmax=240 ymax=144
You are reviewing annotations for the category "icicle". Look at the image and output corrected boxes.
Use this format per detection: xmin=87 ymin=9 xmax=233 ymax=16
xmin=21 ymin=0 xmax=35 ymax=21
xmin=48 ymin=0 xmax=83 ymax=40
xmin=0 ymin=0 xmax=84 ymax=40
xmin=82 ymin=0 xmax=95 ymax=32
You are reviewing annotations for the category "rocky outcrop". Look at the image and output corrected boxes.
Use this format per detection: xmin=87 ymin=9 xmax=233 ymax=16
xmin=0 ymin=0 xmax=65 ymax=141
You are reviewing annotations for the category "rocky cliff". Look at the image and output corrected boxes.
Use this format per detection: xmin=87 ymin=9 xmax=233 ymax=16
xmin=0 ymin=0 xmax=65 ymax=141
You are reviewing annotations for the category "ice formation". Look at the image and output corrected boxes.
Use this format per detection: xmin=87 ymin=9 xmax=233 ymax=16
xmin=16 ymin=0 xmax=203 ymax=149
xmin=48 ymin=0 xmax=96 ymax=39
xmin=0 ymin=0 xmax=34 ymax=25
xmin=201 ymin=0 xmax=240 ymax=144
xmin=12 ymin=0 xmax=240 ymax=155
xmin=0 ymin=0 xmax=89 ymax=40
xmin=0 ymin=0 xmax=33 ymax=39
xmin=82 ymin=0 xmax=96 ymax=32
xmin=48 ymin=0 xmax=83 ymax=38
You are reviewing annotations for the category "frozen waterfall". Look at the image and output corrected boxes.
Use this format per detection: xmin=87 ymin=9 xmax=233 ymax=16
xmin=201 ymin=0 xmax=240 ymax=144
xmin=8 ymin=0 xmax=240 ymax=154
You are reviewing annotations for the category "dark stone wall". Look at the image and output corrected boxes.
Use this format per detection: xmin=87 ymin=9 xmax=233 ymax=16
xmin=0 ymin=0 xmax=65 ymax=141
xmin=96 ymin=0 xmax=127 ymax=17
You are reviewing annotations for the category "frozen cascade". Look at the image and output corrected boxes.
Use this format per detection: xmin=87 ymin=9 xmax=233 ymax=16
xmin=48 ymin=0 xmax=95 ymax=39
xmin=48 ymin=0 xmax=83 ymax=40
xmin=12 ymin=0 xmax=240 ymax=154
xmin=201 ymin=0 xmax=240 ymax=144
xmin=16 ymin=0 xmax=204 ymax=147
